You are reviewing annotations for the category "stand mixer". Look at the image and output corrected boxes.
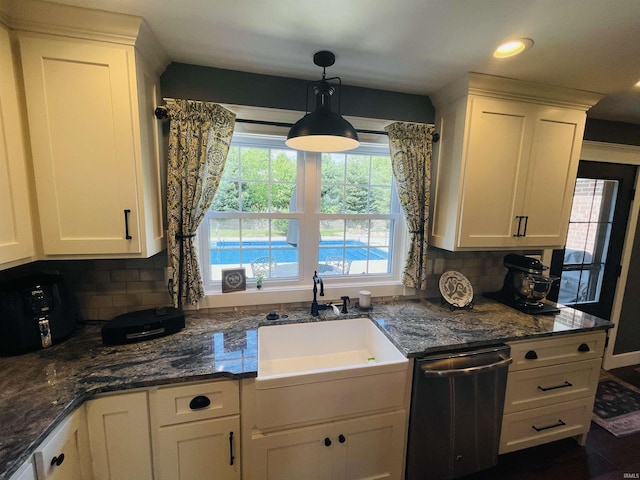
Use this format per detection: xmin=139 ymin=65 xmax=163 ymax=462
xmin=486 ymin=254 xmax=560 ymax=314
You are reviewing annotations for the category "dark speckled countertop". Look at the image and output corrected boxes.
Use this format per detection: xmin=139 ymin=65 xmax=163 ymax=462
xmin=0 ymin=297 xmax=612 ymax=479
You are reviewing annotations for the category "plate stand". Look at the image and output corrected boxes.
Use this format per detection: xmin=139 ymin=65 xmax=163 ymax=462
xmin=440 ymin=296 xmax=474 ymax=311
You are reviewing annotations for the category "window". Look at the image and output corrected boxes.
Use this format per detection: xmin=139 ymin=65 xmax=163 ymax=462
xmin=557 ymin=178 xmax=616 ymax=304
xmin=197 ymin=133 xmax=404 ymax=291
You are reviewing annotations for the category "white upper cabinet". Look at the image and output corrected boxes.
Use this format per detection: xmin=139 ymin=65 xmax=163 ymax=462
xmin=13 ymin=0 xmax=168 ymax=258
xmin=0 ymin=22 xmax=34 ymax=268
xmin=430 ymin=73 xmax=603 ymax=251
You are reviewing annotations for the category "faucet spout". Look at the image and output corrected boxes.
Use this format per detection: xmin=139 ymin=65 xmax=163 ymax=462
xmin=311 ymin=271 xmax=325 ymax=316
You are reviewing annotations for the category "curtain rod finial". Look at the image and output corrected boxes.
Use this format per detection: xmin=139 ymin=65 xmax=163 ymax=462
xmin=155 ymin=106 xmax=168 ymax=119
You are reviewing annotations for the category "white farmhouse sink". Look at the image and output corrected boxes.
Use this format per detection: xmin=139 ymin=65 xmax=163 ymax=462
xmin=254 ymin=318 xmax=409 ymax=429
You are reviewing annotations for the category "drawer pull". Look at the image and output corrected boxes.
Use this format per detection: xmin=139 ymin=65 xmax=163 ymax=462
xmin=189 ymin=395 xmax=211 ymax=410
xmin=532 ymin=419 xmax=566 ymax=432
xmin=578 ymin=343 xmax=591 ymax=352
xmin=538 ymin=381 xmax=573 ymax=392
xmin=50 ymin=453 xmax=65 ymax=467
xmin=524 ymin=350 xmax=538 ymax=360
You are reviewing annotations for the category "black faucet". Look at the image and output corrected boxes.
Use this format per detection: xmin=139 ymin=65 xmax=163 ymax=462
xmin=340 ymin=296 xmax=350 ymax=314
xmin=311 ymin=270 xmax=327 ymax=316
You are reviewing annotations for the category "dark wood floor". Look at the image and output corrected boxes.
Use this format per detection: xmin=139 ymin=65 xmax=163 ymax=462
xmin=464 ymin=366 xmax=640 ymax=480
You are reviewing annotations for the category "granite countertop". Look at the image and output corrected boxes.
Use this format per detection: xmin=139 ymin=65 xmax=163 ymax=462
xmin=0 ymin=297 xmax=612 ymax=479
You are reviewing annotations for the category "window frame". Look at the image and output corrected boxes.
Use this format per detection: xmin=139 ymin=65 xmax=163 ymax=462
xmin=194 ymin=105 xmax=410 ymax=309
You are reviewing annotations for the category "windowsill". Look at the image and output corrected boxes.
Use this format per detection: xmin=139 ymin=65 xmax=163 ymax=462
xmin=193 ymin=279 xmax=410 ymax=311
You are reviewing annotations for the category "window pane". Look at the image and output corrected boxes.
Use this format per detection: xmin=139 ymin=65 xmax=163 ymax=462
xmin=271 ymin=183 xmax=295 ymax=213
xmin=369 ymin=186 xmax=392 ymax=214
xmin=212 ymin=144 xmax=298 ymax=214
xmin=211 ymin=180 xmax=239 ymax=211
xmin=371 ymin=156 xmax=393 ymax=185
xmin=240 ymin=147 xmax=269 ymax=181
xmin=318 ymin=219 xmax=392 ymax=275
xmin=346 ymin=154 xmax=370 ymax=185
xmin=345 ymin=186 xmax=369 ymax=213
xmin=207 ymin=218 xmax=299 ymax=280
xmin=321 ymin=185 xmax=344 ymax=213
xmin=321 ymin=153 xmax=345 ymax=183
xmin=559 ymin=178 xmax=617 ymax=305
xmin=271 ymin=149 xmax=297 ymax=182
xmin=242 ymin=182 xmax=268 ymax=212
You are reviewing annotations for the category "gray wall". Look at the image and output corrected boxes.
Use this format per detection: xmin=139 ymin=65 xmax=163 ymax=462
xmin=160 ymin=63 xmax=435 ymax=123
xmin=584 ymin=118 xmax=640 ymax=146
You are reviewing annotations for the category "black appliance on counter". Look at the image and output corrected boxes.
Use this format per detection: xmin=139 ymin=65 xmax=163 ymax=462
xmin=101 ymin=307 xmax=185 ymax=345
xmin=0 ymin=274 xmax=79 ymax=355
xmin=486 ymin=254 xmax=560 ymax=314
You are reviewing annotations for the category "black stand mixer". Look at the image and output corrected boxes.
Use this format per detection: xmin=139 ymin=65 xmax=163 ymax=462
xmin=486 ymin=254 xmax=560 ymax=314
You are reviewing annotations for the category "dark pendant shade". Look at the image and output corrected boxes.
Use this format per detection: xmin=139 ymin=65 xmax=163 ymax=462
xmin=286 ymin=110 xmax=359 ymax=153
xmin=286 ymin=51 xmax=360 ymax=153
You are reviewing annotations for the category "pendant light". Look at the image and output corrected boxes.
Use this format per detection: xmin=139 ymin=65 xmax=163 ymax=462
xmin=286 ymin=51 xmax=359 ymax=152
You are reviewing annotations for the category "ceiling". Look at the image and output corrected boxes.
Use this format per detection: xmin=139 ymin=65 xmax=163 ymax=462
xmin=46 ymin=0 xmax=640 ymax=124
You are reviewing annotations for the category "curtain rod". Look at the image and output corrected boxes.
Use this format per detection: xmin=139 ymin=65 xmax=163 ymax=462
xmin=154 ymin=102 xmax=439 ymax=141
xmin=153 ymin=106 xmax=389 ymax=136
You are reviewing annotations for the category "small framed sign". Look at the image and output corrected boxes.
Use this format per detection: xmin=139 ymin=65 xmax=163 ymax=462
xmin=221 ymin=268 xmax=247 ymax=293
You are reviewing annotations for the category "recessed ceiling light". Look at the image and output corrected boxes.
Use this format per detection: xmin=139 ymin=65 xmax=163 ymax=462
xmin=493 ymin=38 xmax=534 ymax=58
xmin=635 ymin=80 xmax=640 ymax=87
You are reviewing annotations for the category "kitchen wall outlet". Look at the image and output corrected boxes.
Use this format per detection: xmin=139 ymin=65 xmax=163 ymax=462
xmin=164 ymin=267 xmax=174 ymax=284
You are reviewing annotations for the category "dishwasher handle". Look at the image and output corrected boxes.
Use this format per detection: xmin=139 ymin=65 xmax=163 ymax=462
xmin=419 ymin=348 xmax=512 ymax=377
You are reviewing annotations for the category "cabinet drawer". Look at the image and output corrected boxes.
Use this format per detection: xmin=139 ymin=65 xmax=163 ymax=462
xmin=508 ymin=331 xmax=605 ymax=371
xmin=499 ymin=397 xmax=594 ymax=454
xmin=504 ymin=358 xmax=601 ymax=413
xmin=156 ymin=380 xmax=239 ymax=426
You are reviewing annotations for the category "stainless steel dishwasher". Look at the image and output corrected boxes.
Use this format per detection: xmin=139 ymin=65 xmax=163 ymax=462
xmin=406 ymin=344 xmax=512 ymax=480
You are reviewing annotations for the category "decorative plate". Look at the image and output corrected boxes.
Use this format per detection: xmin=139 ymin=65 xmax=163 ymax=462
xmin=439 ymin=271 xmax=474 ymax=308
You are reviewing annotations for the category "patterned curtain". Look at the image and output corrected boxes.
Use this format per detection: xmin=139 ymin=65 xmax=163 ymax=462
xmin=166 ymin=100 xmax=235 ymax=307
xmin=385 ymin=122 xmax=435 ymax=290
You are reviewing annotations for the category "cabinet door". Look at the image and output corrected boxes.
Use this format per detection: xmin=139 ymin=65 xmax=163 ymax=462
xmin=156 ymin=416 xmax=240 ymax=480
xmin=19 ymin=33 xmax=142 ymax=255
xmin=457 ymin=96 xmax=534 ymax=248
xmin=8 ymin=459 xmax=36 ymax=480
xmin=86 ymin=391 xmax=153 ymax=480
xmin=250 ymin=422 xmax=333 ymax=480
xmin=519 ymin=106 xmax=586 ymax=247
xmin=0 ymin=25 xmax=34 ymax=266
xmin=333 ymin=410 xmax=406 ymax=480
xmin=34 ymin=406 xmax=92 ymax=480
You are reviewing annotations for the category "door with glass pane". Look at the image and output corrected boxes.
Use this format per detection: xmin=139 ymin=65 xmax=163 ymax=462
xmin=548 ymin=161 xmax=636 ymax=320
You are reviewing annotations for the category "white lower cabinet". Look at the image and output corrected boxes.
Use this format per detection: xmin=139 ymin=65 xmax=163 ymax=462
xmin=83 ymin=380 xmax=240 ymax=480
xmin=151 ymin=380 xmax=241 ymax=480
xmin=156 ymin=416 xmax=240 ymax=480
xmin=500 ymin=331 xmax=606 ymax=454
xmin=8 ymin=459 xmax=36 ymax=480
xmin=86 ymin=391 xmax=153 ymax=480
xmin=33 ymin=405 xmax=92 ymax=480
xmin=251 ymin=410 xmax=406 ymax=480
